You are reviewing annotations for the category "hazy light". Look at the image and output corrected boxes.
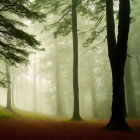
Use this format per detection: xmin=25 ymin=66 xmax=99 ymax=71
xmin=47 ymin=62 xmax=52 ymax=66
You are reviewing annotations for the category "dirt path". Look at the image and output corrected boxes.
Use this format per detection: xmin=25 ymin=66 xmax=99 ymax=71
xmin=0 ymin=118 xmax=140 ymax=140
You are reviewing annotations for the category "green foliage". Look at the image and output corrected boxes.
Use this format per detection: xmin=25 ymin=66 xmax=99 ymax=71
xmin=32 ymin=0 xmax=107 ymax=49
xmin=53 ymin=16 xmax=72 ymax=38
xmin=0 ymin=71 xmax=7 ymax=88
xmin=31 ymin=0 xmax=118 ymax=50
xmin=0 ymin=0 xmax=45 ymax=20
xmin=78 ymin=0 xmax=106 ymax=48
xmin=0 ymin=0 xmax=45 ymax=87
xmin=32 ymin=0 xmax=72 ymax=38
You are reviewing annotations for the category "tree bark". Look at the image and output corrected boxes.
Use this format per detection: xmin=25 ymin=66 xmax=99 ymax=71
xmin=104 ymin=0 xmax=131 ymax=130
xmin=6 ymin=62 xmax=12 ymax=110
xmin=71 ymin=0 xmax=82 ymax=120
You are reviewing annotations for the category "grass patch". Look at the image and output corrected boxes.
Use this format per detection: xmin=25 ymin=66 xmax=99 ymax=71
xmin=0 ymin=107 xmax=48 ymax=119
xmin=0 ymin=107 xmax=69 ymax=121
xmin=0 ymin=109 xmax=17 ymax=118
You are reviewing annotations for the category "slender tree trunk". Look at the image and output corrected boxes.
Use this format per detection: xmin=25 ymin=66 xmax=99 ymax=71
xmin=71 ymin=0 xmax=82 ymax=120
xmin=11 ymin=68 xmax=15 ymax=108
xmin=33 ymin=54 xmax=37 ymax=112
xmin=6 ymin=63 xmax=12 ymax=110
xmin=125 ymin=58 xmax=137 ymax=117
xmin=38 ymin=76 xmax=42 ymax=113
xmin=88 ymin=52 xmax=97 ymax=117
xmin=55 ymin=41 xmax=63 ymax=116
xmin=104 ymin=0 xmax=130 ymax=130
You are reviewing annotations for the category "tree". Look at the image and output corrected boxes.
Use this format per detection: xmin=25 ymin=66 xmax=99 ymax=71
xmin=5 ymin=63 xmax=12 ymax=110
xmin=33 ymin=54 xmax=37 ymax=112
xmin=88 ymin=52 xmax=97 ymax=118
xmin=104 ymin=0 xmax=131 ymax=130
xmin=33 ymin=0 xmax=82 ymax=120
xmin=71 ymin=0 xmax=82 ymax=120
xmin=55 ymin=41 xmax=63 ymax=116
xmin=0 ymin=0 xmax=45 ymax=109
xmin=0 ymin=0 xmax=44 ymax=66
xmin=11 ymin=67 xmax=15 ymax=108
xmin=81 ymin=0 xmax=132 ymax=129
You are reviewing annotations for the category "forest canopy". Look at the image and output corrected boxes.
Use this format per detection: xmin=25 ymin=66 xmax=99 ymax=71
xmin=0 ymin=0 xmax=45 ymax=87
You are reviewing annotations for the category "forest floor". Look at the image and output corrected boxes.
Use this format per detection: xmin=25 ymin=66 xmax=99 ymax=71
xmin=0 ymin=108 xmax=140 ymax=140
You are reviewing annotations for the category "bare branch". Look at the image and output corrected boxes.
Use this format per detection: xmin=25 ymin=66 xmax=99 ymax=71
xmin=47 ymin=9 xmax=71 ymax=30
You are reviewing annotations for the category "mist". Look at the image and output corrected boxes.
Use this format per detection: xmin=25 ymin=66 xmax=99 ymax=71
xmin=0 ymin=0 xmax=140 ymax=119
xmin=0 ymin=0 xmax=140 ymax=139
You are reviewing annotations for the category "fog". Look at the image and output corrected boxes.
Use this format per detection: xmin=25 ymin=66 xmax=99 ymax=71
xmin=0 ymin=0 xmax=140 ymax=119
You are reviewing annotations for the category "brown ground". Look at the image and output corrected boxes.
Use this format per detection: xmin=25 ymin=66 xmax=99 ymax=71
xmin=0 ymin=118 xmax=140 ymax=140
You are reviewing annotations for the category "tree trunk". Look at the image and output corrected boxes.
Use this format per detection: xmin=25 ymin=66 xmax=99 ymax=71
xmin=33 ymin=54 xmax=37 ymax=112
xmin=6 ymin=62 xmax=12 ymax=110
xmin=125 ymin=58 xmax=137 ymax=117
xmin=55 ymin=41 xmax=63 ymax=116
xmin=71 ymin=0 xmax=82 ymax=120
xmin=11 ymin=67 xmax=15 ymax=108
xmin=88 ymin=52 xmax=97 ymax=117
xmin=104 ymin=0 xmax=130 ymax=130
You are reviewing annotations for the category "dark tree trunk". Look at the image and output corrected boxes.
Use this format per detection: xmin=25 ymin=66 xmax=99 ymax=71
xmin=6 ymin=63 xmax=12 ymax=110
xmin=105 ymin=0 xmax=131 ymax=131
xmin=125 ymin=58 xmax=137 ymax=117
xmin=71 ymin=0 xmax=82 ymax=120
